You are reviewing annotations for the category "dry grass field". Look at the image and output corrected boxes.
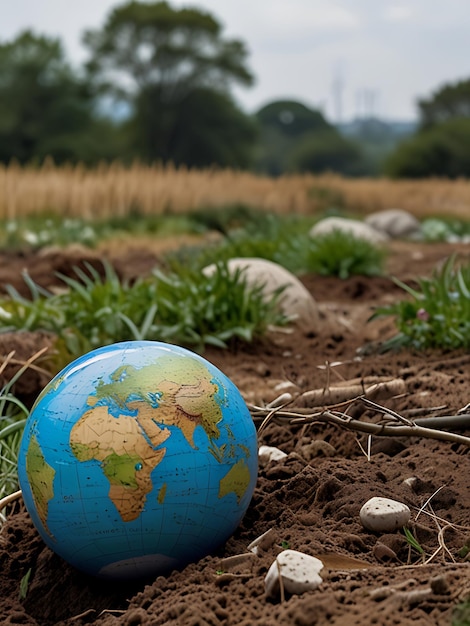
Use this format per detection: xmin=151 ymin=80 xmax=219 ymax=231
xmin=1 ymin=160 xmax=469 ymax=220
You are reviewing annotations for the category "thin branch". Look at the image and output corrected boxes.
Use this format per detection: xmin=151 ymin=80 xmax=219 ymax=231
xmin=361 ymin=396 xmax=414 ymax=426
xmin=415 ymin=486 xmax=448 ymax=522
xmin=0 ymin=489 xmax=22 ymax=514
xmin=250 ymin=406 xmax=470 ymax=448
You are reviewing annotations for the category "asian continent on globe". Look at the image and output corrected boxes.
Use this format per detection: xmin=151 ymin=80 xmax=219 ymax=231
xmin=17 ymin=341 xmax=258 ymax=579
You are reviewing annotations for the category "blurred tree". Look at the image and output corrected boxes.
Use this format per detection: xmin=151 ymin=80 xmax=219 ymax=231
xmin=255 ymin=99 xmax=364 ymax=175
xmin=288 ymin=130 xmax=365 ymax=176
xmin=256 ymin=100 xmax=330 ymax=138
xmin=418 ymin=79 xmax=470 ymax=129
xmin=384 ymin=118 xmax=470 ymax=178
xmin=83 ymin=1 xmax=256 ymax=167
xmin=384 ymin=77 xmax=470 ymax=178
xmin=0 ymin=30 xmax=120 ymax=164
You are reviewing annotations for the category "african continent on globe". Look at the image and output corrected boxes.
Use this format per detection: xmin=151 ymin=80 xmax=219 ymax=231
xmin=18 ymin=341 xmax=258 ymax=579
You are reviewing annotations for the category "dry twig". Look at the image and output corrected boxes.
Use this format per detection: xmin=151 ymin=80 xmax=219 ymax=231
xmin=251 ymin=395 xmax=470 ymax=449
xmin=0 ymin=490 xmax=22 ymax=515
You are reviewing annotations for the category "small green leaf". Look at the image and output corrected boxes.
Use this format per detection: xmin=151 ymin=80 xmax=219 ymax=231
xmin=19 ymin=568 xmax=32 ymax=600
xmin=403 ymin=527 xmax=425 ymax=555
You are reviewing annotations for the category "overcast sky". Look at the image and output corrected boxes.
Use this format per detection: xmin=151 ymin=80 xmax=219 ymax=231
xmin=2 ymin=0 xmax=470 ymax=122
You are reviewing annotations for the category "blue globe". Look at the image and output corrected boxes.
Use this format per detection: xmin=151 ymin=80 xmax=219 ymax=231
xmin=17 ymin=341 xmax=258 ymax=579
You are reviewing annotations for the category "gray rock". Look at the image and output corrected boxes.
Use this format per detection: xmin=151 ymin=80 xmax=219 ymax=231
xmin=365 ymin=209 xmax=422 ymax=239
xmin=309 ymin=216 xmax=387 ymax=245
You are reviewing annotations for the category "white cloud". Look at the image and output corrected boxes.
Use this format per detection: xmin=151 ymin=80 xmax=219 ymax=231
xmin=265 ymin=1 xmax=360 ymax=34
xmin=383 ymin=5 xmax=414 ymax=22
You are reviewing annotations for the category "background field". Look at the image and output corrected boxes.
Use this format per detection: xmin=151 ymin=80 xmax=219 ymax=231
xmin=2 ymin=162 xmax=470 ymax=220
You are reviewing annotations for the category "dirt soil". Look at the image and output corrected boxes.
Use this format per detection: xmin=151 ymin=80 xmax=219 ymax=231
xmin=1 ymin=238 xmax=470 ymax=626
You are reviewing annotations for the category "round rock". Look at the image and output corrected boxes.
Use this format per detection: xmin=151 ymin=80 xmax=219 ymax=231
xmin=265 ymin=550 xmax=324 ymax=597
xmin=365 ymin=209 xmax=422 ymax=239
xmin=202 ymin=257 xmax=320 ymax=333
xmin=360 ymin=497 xmax=411 ymax=532
xmin=309 ymin=216 xmax=388 ymax=245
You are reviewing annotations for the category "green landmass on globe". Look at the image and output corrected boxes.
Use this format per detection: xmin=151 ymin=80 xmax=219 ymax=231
xmin=24 ymin=434 xmax=55 ymax=533
xmin=24 ymin=354 xmax=252 ymax=526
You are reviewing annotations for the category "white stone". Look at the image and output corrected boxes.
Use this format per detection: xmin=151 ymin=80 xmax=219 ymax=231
xmin=258 ymin=445 xmax=287 ymax=466
xmin=365 ymin=209 xmax=422 ymax=239
xmin=309 ymin=216 xmax=388 ymax=245
xmin=202 ymin=258 xmax=320 ymax=332
xmin=265 ymin=550 xmax=324 ymax=597
xmin=360 ymin=497 xmax=411 ymax=532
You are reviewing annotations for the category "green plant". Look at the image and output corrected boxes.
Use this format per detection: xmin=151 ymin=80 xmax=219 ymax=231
xmin=372 ymin=254 xmax=470 ymax=350
xmin=422 ymin=217 xmax=470 ymax=242
xmin=403 ymin=526 xmax=425 ymax=563
xmin=164 ymin=213 xmax=315 ymax=273
xmin=0 ymin=260 xmax=289 ymax=356
xmin=453 ymin=599 xmax=470 ymax=626
xmin=166 ymin=216 xmax=385 ymax=280
xmin=19 ymin=568 xmax=32 ymax=600
xmin=149 ymin=262 xmax=289 ymax=349
xmin=189 ymin=204 xmax=273 ymax=237
xmin=305 ymin=230 xmax=385 ymax=279
xmin=0 ymin=212 xmax=208 ymax=252
xmin=0 ymin=215 xmax=98 ymax=250
xmin=0 ymin=355 xmax=35 ymax=499
xmin=458 ymin=539 xmax=470 ymax=559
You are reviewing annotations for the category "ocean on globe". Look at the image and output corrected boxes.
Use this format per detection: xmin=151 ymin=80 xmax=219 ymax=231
xmin=17 ymin=341 xmax=258 ymax=580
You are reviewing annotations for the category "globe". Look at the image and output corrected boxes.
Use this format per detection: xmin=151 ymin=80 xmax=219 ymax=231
xmin=17 ymin=341 xmax=258 ymax=580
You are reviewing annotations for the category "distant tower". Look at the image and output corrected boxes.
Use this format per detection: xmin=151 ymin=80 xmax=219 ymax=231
xmin=365 ymin=89 xmax=377 ymax=118
xmin=355 ymin=88 xmax=378 ymax=119
xmin=331 ymin=65 xmax=345 ymax=123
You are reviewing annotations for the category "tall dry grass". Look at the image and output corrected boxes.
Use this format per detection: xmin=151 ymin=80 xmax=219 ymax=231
xmin=0 ymin=160 xmax=469 ymax=220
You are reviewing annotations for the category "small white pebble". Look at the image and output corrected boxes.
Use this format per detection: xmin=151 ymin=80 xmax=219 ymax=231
xmin=258 ymin=445 xmax=287 ymax=466
xmin=360 ymin=497 xmax=411 ymax=532
xmin=265 ymin=550 xmax=324 ymax=597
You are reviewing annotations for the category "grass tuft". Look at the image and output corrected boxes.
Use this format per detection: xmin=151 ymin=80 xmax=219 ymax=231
xmin=0 ymin=351 xmax=46 ymax=500
xmin=0 ymin=261 xmax=290 ymax=359
xmin=372 ymin=254 xmax=470 ymax=351
xmin=304 ymin=230 xmax=385 ymax=279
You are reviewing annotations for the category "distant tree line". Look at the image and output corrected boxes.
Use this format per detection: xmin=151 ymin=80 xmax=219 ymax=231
xmin=384 ymin=80 xmax=470 ymax=178
xmin=0 ymin=0 xmax=469 ymax=178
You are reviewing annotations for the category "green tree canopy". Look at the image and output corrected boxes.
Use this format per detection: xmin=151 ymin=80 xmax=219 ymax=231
xmin=254 ymin=99 xmax=363 ymax=176
xmin=384 ymin=77 xmax=470 ymax=178
xmin=83 ymin=1 xmax=256 ymax=167
xmin=0 ymin=31 xmax=91 ymax=163
xmin=384 ymin=118 xmax=470 ymax=178
xmin=0 ymin=30 xmax=123 ymax=165
xmin=288 ymin=130 xmax=364 ymax=176
xmin=256 ymin=100 xmax=331 ymax=138
xmin=418 ymin=79 xmax=470 ymax=129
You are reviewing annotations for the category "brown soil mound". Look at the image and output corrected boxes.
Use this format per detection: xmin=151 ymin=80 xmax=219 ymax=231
xmin=1 ymin=239 xmax=470 ymax=626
